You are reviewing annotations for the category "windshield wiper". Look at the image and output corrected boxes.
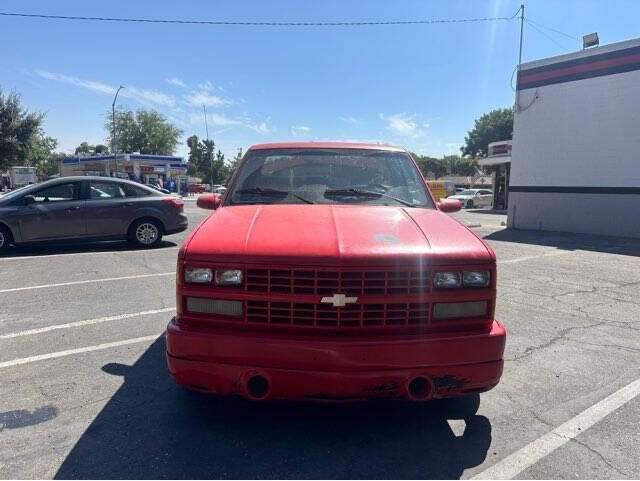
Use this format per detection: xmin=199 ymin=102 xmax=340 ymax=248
xmin=236 ymin=187 xmax=314 ymax=204
xmin=324 ymin=188 xmax=416 ymax=208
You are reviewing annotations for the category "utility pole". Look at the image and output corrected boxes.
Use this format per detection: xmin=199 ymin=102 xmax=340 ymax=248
xmin=111 ymin=85 xmax=125 ymax=175
xmin=516 ymin=4 xmax=525 ymax=111
xmin=203 ymin=105 xmax=214 ymax=192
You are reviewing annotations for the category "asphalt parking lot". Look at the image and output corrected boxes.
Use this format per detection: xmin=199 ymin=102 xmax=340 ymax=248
xmin=1 ymin=204 xmax=639 ymax=479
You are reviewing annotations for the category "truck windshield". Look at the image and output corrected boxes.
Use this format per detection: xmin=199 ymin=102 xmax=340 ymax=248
xmin=228 ymin=148 xmax=434 ymax=208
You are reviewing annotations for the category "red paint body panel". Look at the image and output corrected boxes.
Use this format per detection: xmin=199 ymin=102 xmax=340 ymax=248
xmin=184 ymin=205 xmax=493 ymax=266
xmin=167 ymin=142 xmax=506 ymax=401
xmin=167 ymin=318 xmax=505 ymax=400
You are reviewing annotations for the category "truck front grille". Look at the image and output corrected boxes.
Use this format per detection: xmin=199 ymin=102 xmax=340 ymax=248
xmin=246 ymin=300 xmax=430 ymax=327
xmin=246 ymin=268 xmax=431 ymax=296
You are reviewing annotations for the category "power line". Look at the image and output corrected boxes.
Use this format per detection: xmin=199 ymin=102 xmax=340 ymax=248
xmin=0 ymin=10 xmax=521 ymax=27
xmin=526 ymin=17 xmax=581 ymax=42
xmin=525 ymin=19 xmax=567 ymax=50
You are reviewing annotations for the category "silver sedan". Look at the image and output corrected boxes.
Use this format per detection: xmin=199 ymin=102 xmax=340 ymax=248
xmin=0 ymin=176 xmax=188 ymax=254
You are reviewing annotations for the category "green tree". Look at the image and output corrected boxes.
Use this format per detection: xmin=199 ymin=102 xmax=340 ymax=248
xmin=443 ymin=155 xmax=480 ymax=176
xmin=105 ymin=108 xmax=183 ymax=155
xmin=0 ymin=87 xmax=45 ymax=170
xmin=461 ymin=108 xmax=513 ymax=157
xmin=74 ymin=142 xmax=110 ymax=155
xmin=224 ymin=148 xmax=242 ymax=182
xmin=186 ymin=136 xmax=242 ymax=184
xmin=412 ymin=154 xmax=449 ymax=179
xmin=28 ymin=136 xmax=57 ymax=175
xmin=37 ymin=151 xmax=67 ymax=178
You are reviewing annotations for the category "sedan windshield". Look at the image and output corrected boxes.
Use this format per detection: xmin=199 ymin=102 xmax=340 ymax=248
xmin=228 ymin=148 xmax=434 ymax=208
xmin=0 ymin=183 xmax=37 ymax=203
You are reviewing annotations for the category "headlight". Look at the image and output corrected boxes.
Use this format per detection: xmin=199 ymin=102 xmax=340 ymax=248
xmin=184 ymin=267 xmax=213 ymax=283
xmin=463 ymin=271 xmax=490 ymax=287
xmin=433 ymin=271 xmax=461 ymax=288
xmin=214 ymin=269 xmax=243 ymax=286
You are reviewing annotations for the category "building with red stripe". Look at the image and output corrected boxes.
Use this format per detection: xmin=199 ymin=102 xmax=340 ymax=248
xmin=508 ymin=37 xmax=640 ymax=238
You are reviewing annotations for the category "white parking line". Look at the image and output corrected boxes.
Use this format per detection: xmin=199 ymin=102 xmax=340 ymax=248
xmin=498 ymin=251 xmax=571 ymax=264
xmin=0 ymin=308 xmax=175 ymax=339
xmin=1 ymin=246 xmax=179 ymax=261
xmin=472 ymin=377 xmax=640 ymax=479
xmin=0 ymin=334 xmax=162 ymax=369
xmin=0 ymin=272 xmax=174 ymax=294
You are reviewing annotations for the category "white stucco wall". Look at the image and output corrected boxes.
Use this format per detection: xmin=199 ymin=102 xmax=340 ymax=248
xmin=508 ymin=38 xmax=640 ymax=238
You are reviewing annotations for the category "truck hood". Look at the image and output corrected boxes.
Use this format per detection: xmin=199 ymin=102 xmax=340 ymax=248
xmin=184 ymin=204 xmax=493 ymax=266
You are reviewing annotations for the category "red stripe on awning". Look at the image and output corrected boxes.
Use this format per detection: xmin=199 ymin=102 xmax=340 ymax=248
xmin=519 ymin=53 xmax=640 ymax=85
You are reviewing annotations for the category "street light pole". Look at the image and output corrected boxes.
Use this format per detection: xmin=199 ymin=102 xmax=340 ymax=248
xmin=203 ymin=105 xmax=214 ymax=192
xmin=112 ymin=85 xmax=125 ymax=176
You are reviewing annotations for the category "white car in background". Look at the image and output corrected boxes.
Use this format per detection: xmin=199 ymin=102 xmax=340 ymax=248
xmin=448 ymin=188 xmax=493 ymax=209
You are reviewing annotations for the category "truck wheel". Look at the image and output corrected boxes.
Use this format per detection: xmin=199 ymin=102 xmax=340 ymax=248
xmin=466 ymin=200 xmax=474 ymax=209
xmin=0 ymin=225 xmax=12 ymax=254
xmin=129 ymin=219 xmax=163 ymax=248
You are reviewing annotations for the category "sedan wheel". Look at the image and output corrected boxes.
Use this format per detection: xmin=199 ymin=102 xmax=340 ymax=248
xmin=0 ymin=226 xmax=10 ymax=254
xmin=129 ymin=219 xmax=163 ymax=247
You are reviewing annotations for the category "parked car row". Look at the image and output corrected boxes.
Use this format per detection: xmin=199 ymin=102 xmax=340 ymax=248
xmin=0 ymin=176 xmax=188 ymax=254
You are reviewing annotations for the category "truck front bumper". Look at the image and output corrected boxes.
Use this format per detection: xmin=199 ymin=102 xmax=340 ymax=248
xmin=166 ymin=318 xmax=506 ymax=402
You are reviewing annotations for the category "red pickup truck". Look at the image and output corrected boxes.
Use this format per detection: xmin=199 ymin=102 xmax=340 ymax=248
xmin=166 ymin=142 xmax=506 ymax=402
xmin=187 ymin=183 xmax=206 ymax=194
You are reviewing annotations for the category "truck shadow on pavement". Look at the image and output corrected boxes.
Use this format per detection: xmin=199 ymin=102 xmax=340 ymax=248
xmin=55 ymin=336 xmax=492 ymax=479
xmin=4 ymin=240 xmax=178 ymax=258
xmin=485 ymin=228 xmax=640 ymax=257
xmin=464 ymin=209 xmax=507 ymax=215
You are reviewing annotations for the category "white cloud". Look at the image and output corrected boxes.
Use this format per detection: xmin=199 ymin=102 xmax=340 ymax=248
xmin=208 ymin=112 xmax=244 ymax=126
xmin=36 ymin=70 xmax=114 ymax=95
xmin=197 ymin=80 xmax=216 ymax=91
xmin=125 ymin=86 xmax=174 ymax=107
xmin=166 ymin=77 xmax=186 ymax=88
xmin=190 ymin=112 xmax=273 ymax=135
xmin=35 ymin=70 xmax=175 ymax=107
xmin=185 ymin=91 xmax=231 ymax=107
xmin=381 ymin=113 xmax=426 ymax=138
xmin=291 ymin=125 xmax=311 ymax=137
xmin=445 ymin=142 xmax=462 ymax=155
xmin=340 ymin=116 xmax=359 ymax=124
xmin=251 ymin=121 xmax=272 ymax=134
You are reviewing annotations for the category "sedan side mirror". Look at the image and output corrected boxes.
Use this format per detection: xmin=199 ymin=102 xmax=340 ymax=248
xmin=437 ymin=198 xmax=461 ymax=213
xmin=197 ymin=193 xmax=221 ymax=210
xmin=23 ymin=195 xmax=35 ymax=205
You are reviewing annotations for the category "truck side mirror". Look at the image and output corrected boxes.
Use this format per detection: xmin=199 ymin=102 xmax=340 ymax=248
xmin=197 ymin=193 xmax=221 ymax=210
xmin=437 ymin=198 xmax=461 ymax=213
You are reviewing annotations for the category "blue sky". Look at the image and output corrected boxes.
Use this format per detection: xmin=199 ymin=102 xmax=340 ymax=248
xmin=1 ymin=0 xmax=639 ymax=161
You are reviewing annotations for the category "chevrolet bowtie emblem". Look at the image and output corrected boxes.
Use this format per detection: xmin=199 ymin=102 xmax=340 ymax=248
xmin=320 ymin=293 xmax=358 ymax=308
